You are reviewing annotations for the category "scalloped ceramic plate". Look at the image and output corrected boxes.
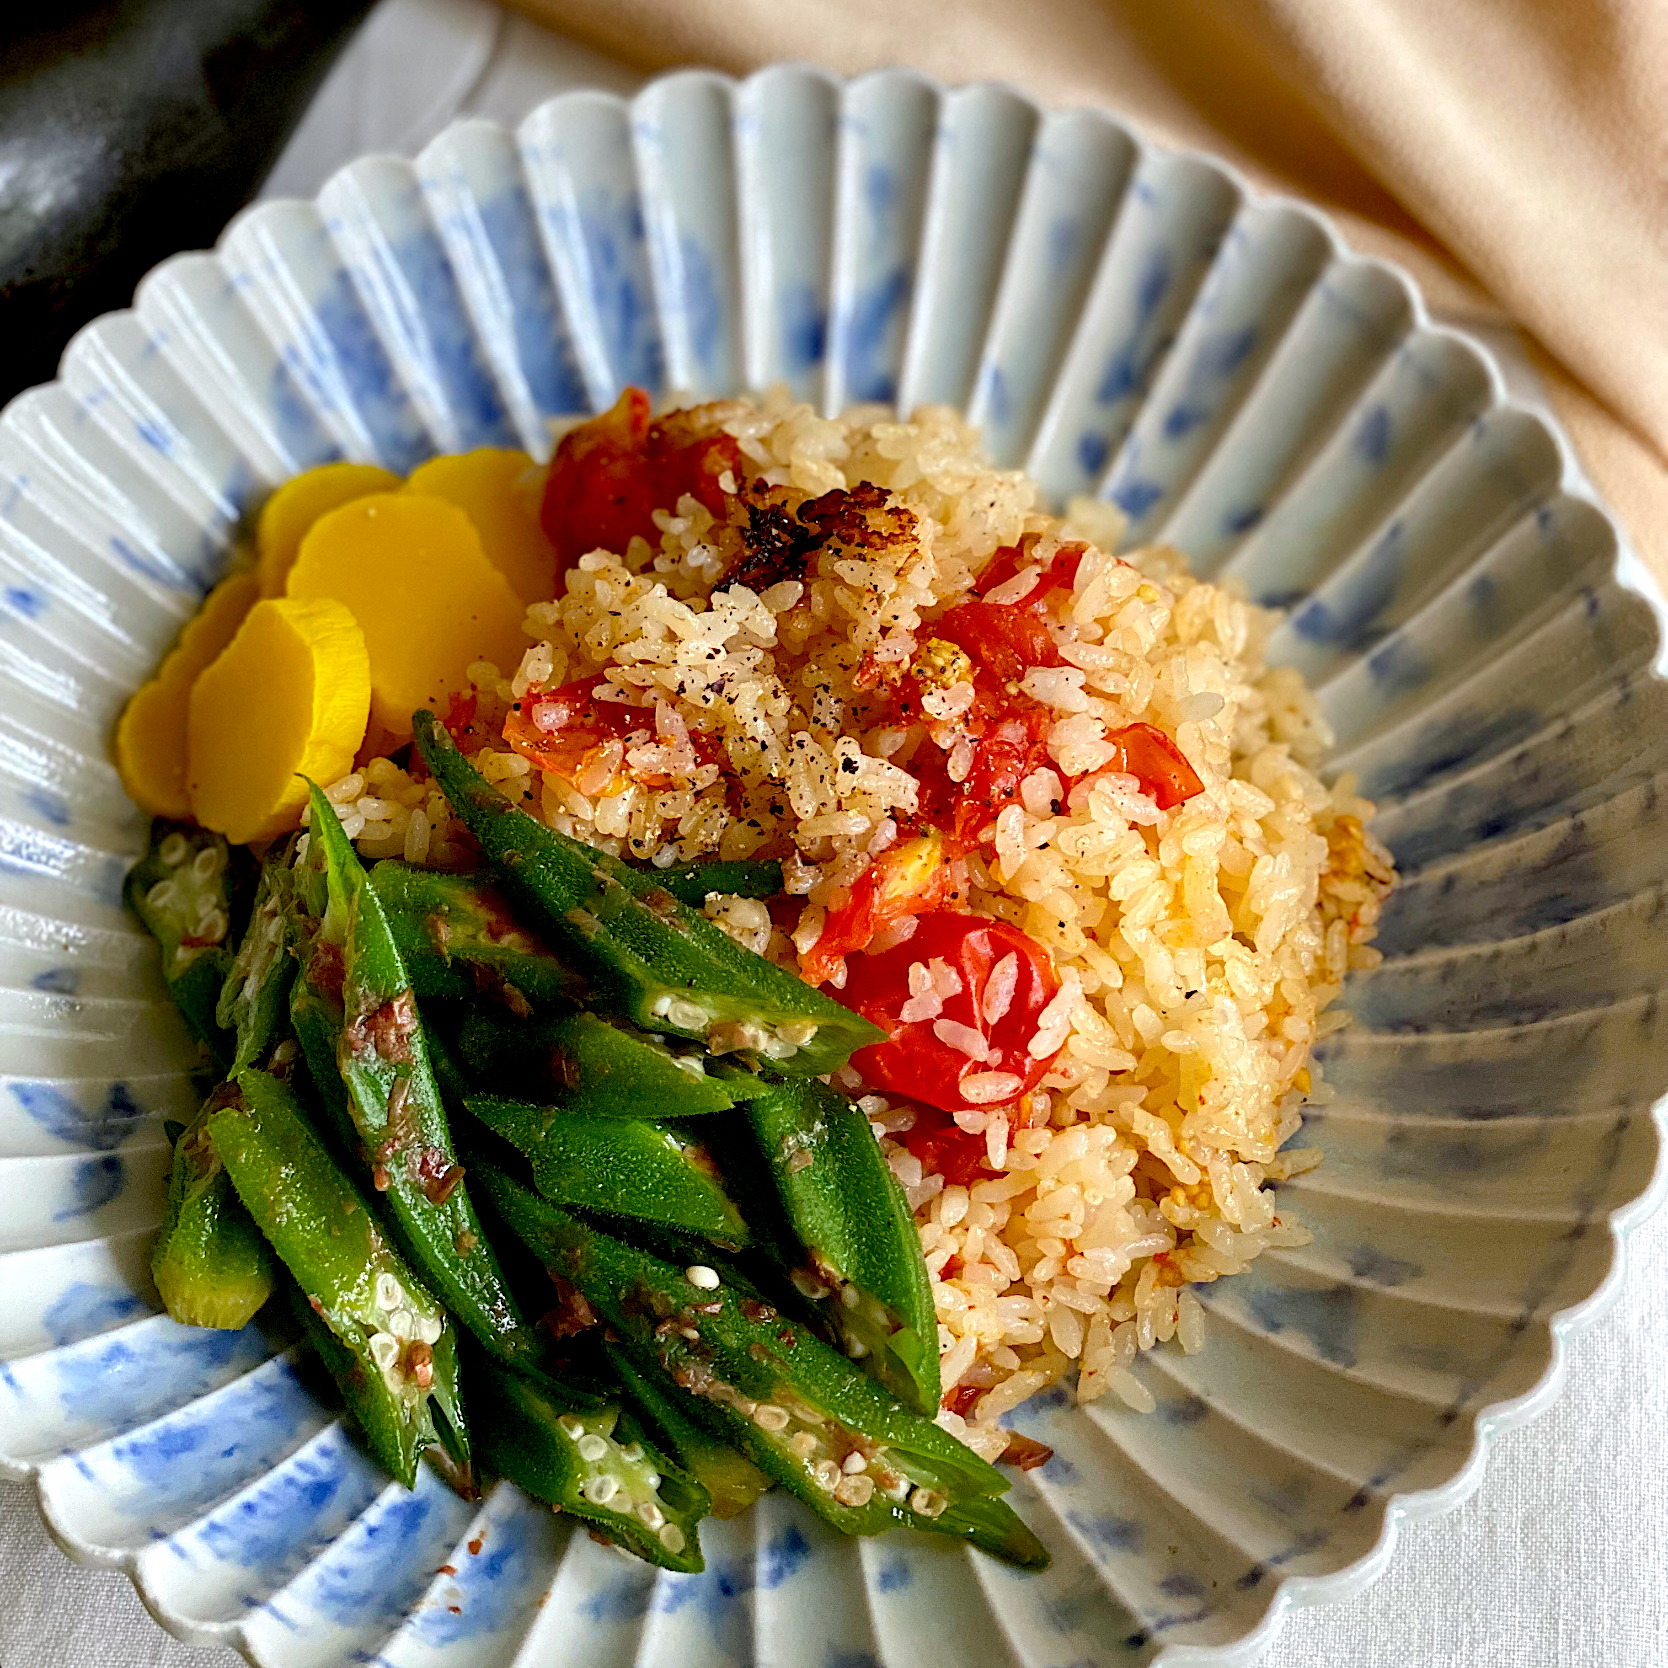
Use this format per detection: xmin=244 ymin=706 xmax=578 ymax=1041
xmin=1 ymin=65 xmax=1665 ymax=1668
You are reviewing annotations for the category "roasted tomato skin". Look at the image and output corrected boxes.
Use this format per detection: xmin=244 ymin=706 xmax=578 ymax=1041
xmin=839 ymin=910 xmax=1062 ymax=1114
xmin=539 ymin=387 xmax=741 ymax=571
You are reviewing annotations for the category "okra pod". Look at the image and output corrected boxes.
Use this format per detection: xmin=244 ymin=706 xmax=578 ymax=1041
xmin=126 ymin=823 xmax=244 ymax=1066
xmin=605 ymin=1342 xmax=771 ymax=1520
xmin=644 ymin=859 xmax=784 ymax=909
xmin=467 ymin=1348 xmax=708 ymax=1571
xmin=455 ymin=1008 xmax=761 ymax=1118
xmin=412 ymin=710 xmax=883 ymax=1076
xmin=367 ymin=862 xmax=588 ymax=1012
xmin=466 ymin=1094 xmax=750 ymax=1245
xmin=288 ymin=1282 xmax=472 ymax=1495
xmin=208 ymin=1069 xmax=467 ymax=1487
xmin=741 ymin=1076 xmax=939 ymax=1414
xmin=477 ymin=1166 xmax=1047 ymax=1569
xmin=215 ymin=849 xmax=297 ymax=1073
xmin=151 ymin=1084 xmax=277 ymax=1330
xmin=294 ymin=785 xmax=543 ymax=1370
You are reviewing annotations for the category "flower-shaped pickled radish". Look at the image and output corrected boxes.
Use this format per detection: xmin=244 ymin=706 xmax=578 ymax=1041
xmin=254 ymin=460 xmax=400 ymax=595
xmin=285 ymin=492 xmax=528 ymax=737
xmin=404 ymin=448 xmax=556 ymax=604
xmin=114 ymin=570 xmax=259 ymax=818
xmin=186 ymin=596 xmax=370 ymax=844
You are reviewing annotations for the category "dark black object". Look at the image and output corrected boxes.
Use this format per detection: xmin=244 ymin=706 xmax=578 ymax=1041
xmin=0 ymin=0 xmax=374 ymax=403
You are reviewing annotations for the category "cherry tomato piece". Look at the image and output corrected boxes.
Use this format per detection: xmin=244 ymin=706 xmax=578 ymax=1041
xmin=976 ymin=534 xmax=1091 ymax=608
xmin=929 ymin=600 xmax=1061 ymax=683
xmin=840 ymin=910 xmax=1063 ymax=1114
xmin=906 ymin=697 xmax=1056 ymax=853
xmin=502 ymin=677 xmax=653 ymax=791
xmin=800 ymin=831 xmax=947 ymax=986
xmin=897 ymin=1103 xmax=996 ymax=1189
xmin=1089 ymin=721 xmax=1205 ymax=811
xmin=539 ymin=388 xmax=743 ymax=573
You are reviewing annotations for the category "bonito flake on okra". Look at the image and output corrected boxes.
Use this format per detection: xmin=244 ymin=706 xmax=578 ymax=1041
xmin=116 ymin=386 xmax=1396 ymax=1573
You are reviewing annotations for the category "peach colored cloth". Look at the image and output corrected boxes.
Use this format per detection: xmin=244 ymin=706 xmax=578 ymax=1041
xmin=503 ymin=0 xmax=1668 ymax=580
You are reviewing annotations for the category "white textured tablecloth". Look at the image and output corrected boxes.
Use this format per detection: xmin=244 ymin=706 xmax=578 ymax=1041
xmin=6 ymin=4 xmax=1663 ymax=1661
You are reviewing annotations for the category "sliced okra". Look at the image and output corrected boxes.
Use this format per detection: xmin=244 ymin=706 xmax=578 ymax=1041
xmin=606 ymin=1341 xmax=771 ymax=1521
xmin=208 ymin=1069 xmax=467 ymax=1488
xmin=641 ymin=859 xmax=784 ymax=909
xmin=412 ymin=709 xmax=883 ymax=1076
xmin=455 ymin=1008 xmax=762 ymax=1118
xmin=468 ymin=1349 xmax=708 ymax=1571
xmin=294 ymin=784 xmax=542 ymax=1370
xmin=126 ymin=822 xmax=245 ymax=1066
xmin=367 ymin=862 xmax=588 ymax=1012
xmin=215 ymin=847 xmax=297 ymax=1073
xmin=465 ymin=1095 xmax=750 ymax=1245
xmin=476 ymin=1166 xmax=1047 ymax=1570
xmin=151 ymin=1084 xmax=277 ymax=1330
xmin=739 ymin=1076 xmax=939 ymax=1414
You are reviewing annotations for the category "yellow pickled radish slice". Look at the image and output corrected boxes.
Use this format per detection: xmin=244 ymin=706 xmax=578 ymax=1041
xmin=255 ymin=461 xmax=400 ymax=596
xmin=114 ymin=571 xmax=260 ymax=818
xmin=403 ymin=448 xmax=556 ymax=603
xmin=285 ymin=492 xmax=527 ymax=737
xmin=187 ymin=597 xmax=371 ymax=844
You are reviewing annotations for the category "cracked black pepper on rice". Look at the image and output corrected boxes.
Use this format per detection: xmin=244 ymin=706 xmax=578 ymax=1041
xmin=326 ymin=389 xmax=1396 ymax=1461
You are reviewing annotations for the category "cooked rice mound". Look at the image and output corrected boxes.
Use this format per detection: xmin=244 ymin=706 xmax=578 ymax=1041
xmin=328 ymin=392 xmax=1395 ymax=1462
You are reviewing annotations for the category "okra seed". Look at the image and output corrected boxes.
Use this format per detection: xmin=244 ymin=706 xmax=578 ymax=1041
xmin=833 ymin=1474 xmax=875 ymax=1507
xmin=387 ymin=1307 xmax=416 ymax=1341
xmin=190 ymin=846 xmax=223 ymax=882
xmin=368 ymin=1331 xmax=400 ymax=1373
xmin=778 ymin=1020 xmax=819 ymax=1048
xmin=620 ymin=1443 xmax=645 ymax=1463
xmin=838 ymin=1285 xmax=860 ymax=1310
xmin=146 ymin=879 xmax=179 ymax=910
xmin=374 ymin=1273 xmax=406 ymax=1313
xmin=841 ymin=1452 xmax=868 ymax=1474
xmin=909 ymin=1487 xmax=948 ymax=1519
xmin=159 ymin=834 xmax=188 ymax=867
xmin=752 ymin=1404 xmax=789 ymax=1432
xmin=880 ymin=1473 xmax=911 ymax=1502
xmin=846 ymin=1337 xmax=869 ymax=1359
xmin=582 ymin=1473 xmax=620 ymax=1506
xmin=557 ymin=1415 xmax=586 ymax=1439
xmin=658 ymin=1524 xmax=686 ymax=1554
xmin=664 ymin=997 xmax=708 ymax=1031
xmin=812 ymin=1459 xmax=842 ymax=1493
xmin=788 ymin=1431 xmax=818 ymax=1459
xmin=636 ymin=1500 xmax=665 ymax=1530
xmin=576 ymin=1434 xmax=609 ymax=1462
xmin=685 ymin=1265 xmax=721 ymax=1290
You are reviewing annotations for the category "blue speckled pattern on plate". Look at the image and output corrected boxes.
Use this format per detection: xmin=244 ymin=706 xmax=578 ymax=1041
xmin=1 ymin=64 xmax=1664 ymax=1668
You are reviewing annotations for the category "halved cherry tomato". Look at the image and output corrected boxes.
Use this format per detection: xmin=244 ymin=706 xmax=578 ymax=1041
xmin=1088 ymin=721 xmax=1204 ymax=811
xmin=800 ymin=830 xmax=947 ymax=985
xmin=540 ymin=387 xmax=742 ymax=571
xmin=839 ymin=910 xmax=1063 ymax=1114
